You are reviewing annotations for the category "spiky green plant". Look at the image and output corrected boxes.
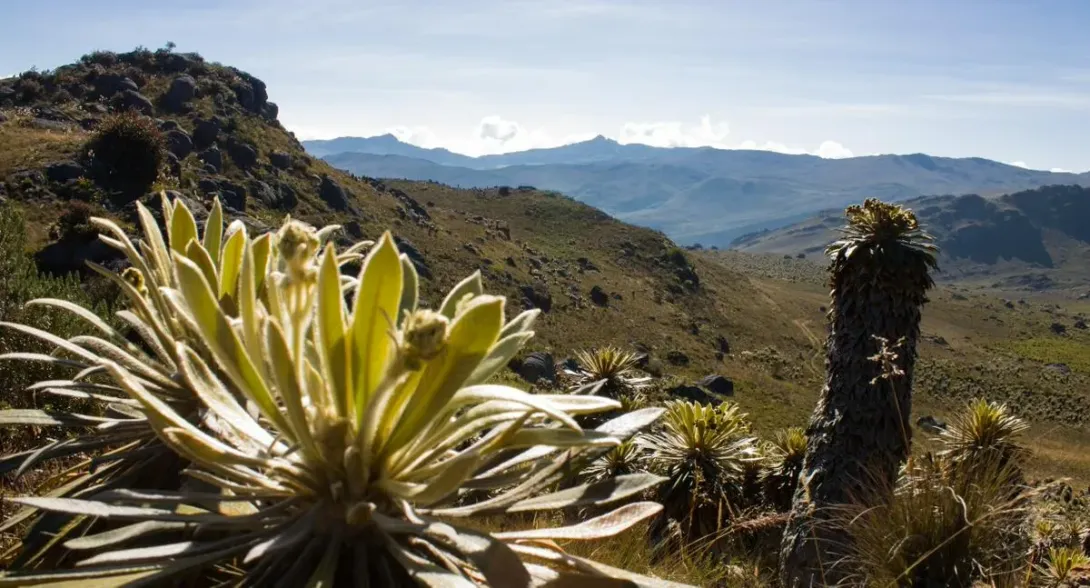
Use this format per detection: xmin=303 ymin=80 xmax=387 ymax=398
xmin=0 ymin=196 xmax=364 ymax=567
xmin=571 ymin=346 xmax=650 ymax=397
xmin=760 ymin=427 xmax=807 ymax=512
xmin=642 ymin=401 xmax=758 ymax=544
xmin=781 ymin=199 xmax=938 ymax=587
xmin=940 ymin=398 xmax=1029 ymax=477
xmin=838 ymin=454 xmax=1032 ymax=588
xmin=582 ymin=439 xmax=647 ymax=485
xmin=0 ymin=206 xmax=688 ymax=586
xmin=1034 ymin=546 xmax=1090 ymax=587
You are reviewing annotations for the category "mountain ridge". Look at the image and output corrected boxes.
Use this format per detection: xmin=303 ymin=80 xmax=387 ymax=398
xmin=308 ymin=134 xmax=1090 ymax=246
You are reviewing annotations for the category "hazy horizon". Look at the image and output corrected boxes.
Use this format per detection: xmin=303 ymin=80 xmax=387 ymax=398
xmin=5 ymin=0 xmax=1090 ymax=171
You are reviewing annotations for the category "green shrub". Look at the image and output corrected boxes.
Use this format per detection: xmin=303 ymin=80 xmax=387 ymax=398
xmin=48 ymin=202 xmax=96 ymax=241
xmin=85 ymin=110 xmax=165 ymax=198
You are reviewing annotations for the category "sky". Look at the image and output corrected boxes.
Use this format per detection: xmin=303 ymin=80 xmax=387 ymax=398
xmin=4 ymin=0 xmax=1090 ymax=171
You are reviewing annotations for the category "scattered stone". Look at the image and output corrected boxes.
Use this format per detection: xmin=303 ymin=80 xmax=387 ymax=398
xmin=916 ymin=416 xmax=947 ymax=434
xmin=45 ymin=161 xmax=85 ymax=183
xmin=163 ymin=75 xmax=197 ymax=112
xmin=505 ymin=256 xmax=517 ymax=268
xmin=669 ymin=385 xmax=721 ymax=406
xmin=666 ymin=350 xmax=690 ymax=366
xmin=520 ymin=283 xmax=552 ymax=313
xmin=218 ymin=180 xmax=247 ymax=211
xmin=1046 ymin=363 xmax=1071 ymax=375
xmin=517 ymin=352 xmax=556 ymax=384
xmin=193 ymin=118 xmax=220 ymax=149
xmin=93 ymin=74 xmax=138 ymax=97
xmin=698 ymin=374 xmax=734 ymax=396
xmin=117 ymin=89 xmax=153 ymax=115
xmin=165 ymin=129 xmax=193 ymax=159
xmin=577 ymin=257 xmax=598 ymax=272
xmin=392 ymin=236 xmax=432 ymax=280
xmin=318 ymin=175 xmax=350 ymax=210
xmin=249 ymin=180 xmax=277 ymax=208
xmin=589 ymin=285 xmax=609 ymax=307
xmin=1075 ymin=320 xmax=1087 ymax=330
xmin=269 ymin=151 xmax=291 ymax=170
xmin=198 ymin=178 xmax=219 ymax=194
xmin=226 ymin=138 xmax=258 ymax=169
xmin=715 ymin=335 xmax=730 ymax=355
xmin=158 ymin=119 xmax=179 ymax=131
xmin=1051 ymin=322 xmax=1067 ymax=335
xmin=275 ymin=181 xmax=298 ymax=210
xmin=197 ymin=147 xmax=222 ymax=173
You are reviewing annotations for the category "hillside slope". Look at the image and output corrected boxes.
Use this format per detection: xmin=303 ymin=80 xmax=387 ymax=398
xmin=731 ymin=185 xmax=1090 ymax=293
xmin=2 ymin=49 xmax=1089 ymax=484
xmin=315 ymin=135 xmax=1090 ymax=246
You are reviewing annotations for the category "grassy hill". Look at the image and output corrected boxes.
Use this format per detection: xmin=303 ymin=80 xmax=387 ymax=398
xmin=313 ymin=135 xmax=1090 ymax=247
xmin=731 ymin=185 xmax=1090 ymax=295
xmin=1 ymin=47 xmax=1089 ymax=492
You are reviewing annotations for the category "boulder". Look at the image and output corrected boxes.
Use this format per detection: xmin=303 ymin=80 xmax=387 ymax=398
xmin=715 ymin=335 xmax=730 ymax=354
xmin=117 ymin=89 xmax=153 ymax=115
xmin=1075 ymin=320 xmax=1087 ymax=330
xmin=318 ymin=175 xmax=350 ymax=210
xmin=192 ymin=118 xmax=220 ymax=149
xmin=262 ymin=101 xmax=279 ymax=121
xmin=589 ymin=285 xmax=609 ymax=307
xmin=392 ymin=237 xmax=432 ymax=280
xmin=158 ymin=119 xmax=179 ymax=131
xmin=269 ymin=151 xmax=292 ymax=170
xmin=666 ymin=350 xmax=690 ymax=366
xmin=226 ymin=138 xmax=258 ymax=169
xmin=197 ymin=147 xmax=222 ymax=173
xmin=165 ymin=129 xmax=194 ymax=159
xmin=163 ymin=75 xmax=197 ymax=112
xmin=669 ymin=385 xmax=721 ymax=406
xmin=517 ymin=352 xmax=556 ymax=384
xmin=35 ymin=234 xmax=124 ymax=276
xmin=93 ymin=74 xmax=138 ymax=97
xmin=198 ymin=178 xmax=219 ymax=194
xmin=520 ymin=283 xmax=552 ymax=313
xmin=275 ymin=181 xmax=298 ymax=210
xmin=219 ymin=181 xmax=247 ymax=211
xmin=1046 ymin=363 xmax=1071 ymax=375
xmin=249 ymin=180 xmax=277 ymax=207
xmin=165 ymin=152 xmax=181 ymax=177
xmin=124 ymin=190 xmax=207 ymax=227
xmin=916 ymin=416 xmax=947 ymax=434
xmin=45 ymin=161 xmax=85 ymax=183
xmin=1051 ymin=322 xmax=1067 ymax=335
xmin=698 ymin=374 xmax=734 ymax=396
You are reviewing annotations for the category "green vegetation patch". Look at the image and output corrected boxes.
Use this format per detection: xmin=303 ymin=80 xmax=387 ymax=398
xmin=998 ymin=336 xmax=1090 ymax=374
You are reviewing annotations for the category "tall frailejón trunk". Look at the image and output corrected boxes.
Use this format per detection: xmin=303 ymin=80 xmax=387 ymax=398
xmin=780 ymin=199 xmax=937 ymax=587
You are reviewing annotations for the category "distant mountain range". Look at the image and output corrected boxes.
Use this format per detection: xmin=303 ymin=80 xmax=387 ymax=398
xmin=732 ymin=184 xmax=1090 ymax=291
xmin=304 ymin=134 xmax=1090 ymax=246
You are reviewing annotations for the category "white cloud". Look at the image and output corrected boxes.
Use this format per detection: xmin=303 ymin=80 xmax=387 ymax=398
xmin=1008 ymin=161 xmax=1028 ymax=168
xmin=387 ymin=125 xmax=442 ymax=148
xmin=618 ymin=115 xmax=730 ymax=148
xmin=1050 ymin=167 xmax=1072 ymax=173
xmin=814 ymin=140 xmax=854 ymax=159
xmin=477 ymin=115 xmax=522 ymax=143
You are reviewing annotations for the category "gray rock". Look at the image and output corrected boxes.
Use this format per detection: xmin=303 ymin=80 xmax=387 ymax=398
xmin=269 ymin=151 xmax=291 ymax=170
xmin=158 ymin=119 xmax=180 ymax=131
xmin=698 ymin=374 xmax=734 ymax=396
xmin=198 ymin=178 xmax=219 ymax=194
xmin=118 ymin=90 xmax=153 ymax=115
xmin=589 ymin=285 xmax=609 ymax=307
xmin=318 ymin=175 xmax=350 ymax=210
xmin=249 ymin=180 xmax=277 ymax=207
xmin=666 ymin=350 xmax=690 ymax=366
xmin=192 ymin=118 xmax=220 ymax=149
xmin=518 ymin=352 xmax=556 ymax=384
xmin=1075 ymin=320 xmax=1087 ymax=330
xmin=226 ymin=138 xmax=258 ymax=169
xmin=0 ymin=111 xmax=8 ymax=124
xmin=916 ymin=415 xmax=947 ymax=434
xmin=165 ymin=129 xmax=193 ymax=159
xmin=219 ymin=181 xmax=246 ymax=211
xmin=1051 ymin=322 xmax=1067 ymax=335
xmin=262 ymin=101 xmax=279 ymax=121
xmin=197 ymin=147 xmax=222 ymax=173
xmin=393 ymin=237 xmax=432 ymax=280
xmin=520 ymin=283 xmax=552 ymax=313
xmin=276 ymin=181 xmax=298 ymax=210
xmin=46 ymin=161 xmax=85 ymax=183
xmin=29 ymin=118 xmax=70 ymax=131
xmin=670 ymin=385 xmax=721 ymax=406
xmin=165 ymin=152 xmax=181 ymax=177
xmin=715 ymin=335 xmax=730 ymax=354
xmin=163 ymin=75 xmax=197 ymax=112
xmin=93 ymin=74 xmax=138 ymax=97
xmin=1046 ymin=363 xmax=1071 ymax=375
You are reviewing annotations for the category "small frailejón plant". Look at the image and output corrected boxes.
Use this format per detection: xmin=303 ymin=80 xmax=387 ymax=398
xmin=642 ymin=400 xmax=759 ymax=546
xmin=760 ymin=427 xmax=807 ymax=512
xmin=0 ymin=196 xmax=689 ymax=587
xmin=940 ymin=398 xmax=1029 ymax=478
xmin=570 ymin=346 xmax=650 ymax=397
